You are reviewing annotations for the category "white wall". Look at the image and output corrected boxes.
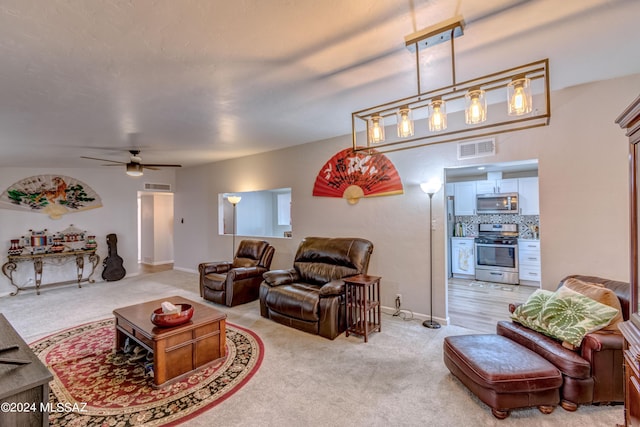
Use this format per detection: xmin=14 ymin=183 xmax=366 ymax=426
xmin=174 ymin=73 xmax=640 ymax=324
xmin=0 ymin=168 xmax=175 ymax=296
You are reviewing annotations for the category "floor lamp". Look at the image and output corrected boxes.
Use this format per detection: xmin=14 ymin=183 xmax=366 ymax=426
xmin=420 ymin=179 xmax=443 ymax=329
xmin=227 ymin=195 xmax=241 ymax=259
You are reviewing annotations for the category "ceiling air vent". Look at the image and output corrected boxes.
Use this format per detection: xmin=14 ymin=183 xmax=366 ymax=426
xmin=457 ymin=138 xmax=496 ymax=160
xmin=144 ymin=183 xmax=172 ymax=192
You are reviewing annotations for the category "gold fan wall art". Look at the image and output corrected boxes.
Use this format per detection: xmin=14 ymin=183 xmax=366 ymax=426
xmin=0 ymin=175 xmax=102 ymax=219
xmin=313 ymin=148 xmax=404 ymax=204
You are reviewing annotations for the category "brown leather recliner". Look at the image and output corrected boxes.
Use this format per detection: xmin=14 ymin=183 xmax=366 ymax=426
xmin=259 ymin=236 xmax=374 ymax=340
xmin=497 ymin=274 xmax=629 ymax=411
xmin=199 ymin=239 xmax=275 ymax=307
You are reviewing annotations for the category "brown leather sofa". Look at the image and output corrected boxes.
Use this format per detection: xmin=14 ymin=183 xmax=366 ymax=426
xmin=259 ymin=236 xmax=374 ymax=339
xmin=199 ymin=239 xmax=275 ymax=306
xmin=497 ymin=274 xmax=629 ymax=411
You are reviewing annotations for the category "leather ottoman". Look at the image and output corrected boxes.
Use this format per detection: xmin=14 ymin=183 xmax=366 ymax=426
xmin=443 ymin=334 xmax=563 ymax=419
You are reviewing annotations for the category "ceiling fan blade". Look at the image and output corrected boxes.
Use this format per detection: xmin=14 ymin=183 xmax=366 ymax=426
xmin=142 ymin=164 xmax=182 ymax=168
xmin=143 ymin=166 xmax=161 ymax=171
xmin=81 ymin=156 xmax=126 ymax=164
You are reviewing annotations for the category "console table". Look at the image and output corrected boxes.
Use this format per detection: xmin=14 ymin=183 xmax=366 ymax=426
xmin=344 ymin=274 xmax=381 ymax=342
xmin=2 ymin=250 xmax=99 ymax=296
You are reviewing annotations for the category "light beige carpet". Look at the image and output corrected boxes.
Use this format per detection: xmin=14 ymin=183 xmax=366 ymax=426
xmin=1 ymin=270 xmax=624 ymax=426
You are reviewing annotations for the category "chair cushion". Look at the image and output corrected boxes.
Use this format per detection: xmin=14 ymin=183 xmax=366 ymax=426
xmin=203 ymin=273 xmax=226 ymax=290
xmin=293 ymin=237 xmax=373 ymax=285
xmin=232 ymin=240 xmax=269 ymax=268
xmin=497 ymin=321 xmax=592 ymax=379
xmin=264 ymin=283 xmax=321 ymax=321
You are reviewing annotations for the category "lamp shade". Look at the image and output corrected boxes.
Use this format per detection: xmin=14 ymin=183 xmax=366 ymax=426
xmin=227 ymin=195 xmax=241 ymax=205
xmin=396 ymin=106 xmax=414 ymax=138
xmin=507 ymin=77 xmax=532 ymax=116
xmin=420 ymin=178 xmax=442 ymax=195
xmin=465 ymin=88 xmax=487 ymax=124
xmin=126 ymin=163 xmax=143 ymax=177
xmin=428 ymin=98 xmax=447 ymax=131
xmin=367 ymin=114 xmax=385 ymax=144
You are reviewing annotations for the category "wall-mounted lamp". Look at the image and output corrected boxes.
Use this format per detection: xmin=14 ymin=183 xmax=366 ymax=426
xmin=351 ymin=16 xmax=550 ymax=154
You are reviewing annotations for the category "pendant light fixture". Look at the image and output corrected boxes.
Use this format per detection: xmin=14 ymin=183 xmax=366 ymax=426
xmin=428 ymin=98 xmax=447 ymax=132
xmin=350 ymin=16 xmax=550 ymax=154
xmin=465 ymin=88 xmax=487 ymax=124
xmin=507 ymin=76 xmax=533 ymax=116
xmin=396 ymin=106 xmax=414 ymax=137
xmin=367 ymin=114 xmax=385 ymax=144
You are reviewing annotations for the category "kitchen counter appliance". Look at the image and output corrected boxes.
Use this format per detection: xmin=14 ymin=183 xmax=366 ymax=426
xmin=475 ymin=223 xmax=519 ymax=284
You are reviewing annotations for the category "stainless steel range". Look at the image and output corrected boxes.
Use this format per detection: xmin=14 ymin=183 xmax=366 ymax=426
xmin=475 ymin=223 xmax=519 ymax=285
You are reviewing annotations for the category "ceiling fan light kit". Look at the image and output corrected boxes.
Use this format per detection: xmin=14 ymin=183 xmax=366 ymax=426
xmin=126 ymin=163 xmax=144 ymax=177
xmin=351 ymin=16 xmax=550 ymax=154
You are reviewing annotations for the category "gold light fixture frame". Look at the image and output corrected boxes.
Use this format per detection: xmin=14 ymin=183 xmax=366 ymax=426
xmin=351 ymin=17 xmax=550 ymax=154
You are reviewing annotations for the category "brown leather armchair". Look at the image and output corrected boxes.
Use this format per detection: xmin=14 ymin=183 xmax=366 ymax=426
xmin=497 ymin=274 xmax=629 ymax=411
xmin=259 ymin=236 xmax=374 ymax=339
xmin=199 ymin=239 xmax=275 ymax=307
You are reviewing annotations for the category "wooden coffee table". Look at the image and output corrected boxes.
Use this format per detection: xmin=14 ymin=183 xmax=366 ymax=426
xmin=113 ymin=296 xmax=227 ymax=387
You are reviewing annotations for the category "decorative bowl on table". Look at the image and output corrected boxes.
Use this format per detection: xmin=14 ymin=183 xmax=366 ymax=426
xmin=150 ymin=304 xmax=194 ymax=327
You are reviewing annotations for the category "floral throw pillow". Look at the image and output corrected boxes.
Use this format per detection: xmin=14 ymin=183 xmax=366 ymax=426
xmin=540 ymin=286 xmax=619 ymax=347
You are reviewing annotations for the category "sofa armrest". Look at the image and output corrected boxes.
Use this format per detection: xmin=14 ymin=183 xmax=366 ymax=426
xmin=199 ymin=262 xmax=232 ymax=275
xmin=227 ymin=266 xmax=268 ymax=281
xmin=580 ymin=331 xmax=623 ymax=363
xmin=319 ymin=279 xmax=345 ymax=297
xmin=262 ymin=269 xmax=299 ymax=286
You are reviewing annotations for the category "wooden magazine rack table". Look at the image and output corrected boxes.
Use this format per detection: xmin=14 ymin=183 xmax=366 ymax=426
xmin=113 ymin=296 xmax=227 ymax=387
xmin=344 ymin=274 xmax=381 ymax=342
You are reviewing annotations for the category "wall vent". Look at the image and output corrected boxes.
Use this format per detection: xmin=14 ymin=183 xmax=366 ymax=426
xmin=457 ymin=138 xmax=496 ymax=160
xmin=144 ymin=183 xmax=172 ymax=192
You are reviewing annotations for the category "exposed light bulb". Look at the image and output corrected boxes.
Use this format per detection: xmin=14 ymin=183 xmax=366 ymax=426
xmin=508 ymin=77 xmax=532 ymax=116
xmin=428 ymin=98 xmax=447 ymax=132
xmin=465 ymin=89 xmax=486 ymax=124
xmin=396 ymin=106 xmax=414 ymax=138
xmin=368 ymin=114 xmax=385 ymax=144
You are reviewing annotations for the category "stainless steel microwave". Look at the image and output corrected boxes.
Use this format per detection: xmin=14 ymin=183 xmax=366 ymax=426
xmin=476 ymin=193 xmax=518 ymax=214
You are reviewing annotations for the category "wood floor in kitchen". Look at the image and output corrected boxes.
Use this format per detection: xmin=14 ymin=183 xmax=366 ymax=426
xmin=447 ymin=278 xmax=537 ymax=333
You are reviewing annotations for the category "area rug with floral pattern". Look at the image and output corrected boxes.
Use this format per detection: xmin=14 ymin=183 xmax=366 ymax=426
xmin=29 ymin=318 xmax=264 ymax=426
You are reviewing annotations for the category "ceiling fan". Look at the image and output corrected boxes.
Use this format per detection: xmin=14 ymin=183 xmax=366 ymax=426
xmin=81 ymin=150 xmax=182 ymax=177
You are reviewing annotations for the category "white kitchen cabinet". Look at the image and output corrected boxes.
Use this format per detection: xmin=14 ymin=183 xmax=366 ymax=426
xmin=518 ymin=239 xmax=541 ymax=284
xmin=451 ymin=237 xmax=475 ymax=277
xmin=475 ymin=178 xmax=518 ymax=194
xmin=454 ymin=182 xmax=476 ymax=215
xmin=518 ymin=177 xmax=540 ymax=215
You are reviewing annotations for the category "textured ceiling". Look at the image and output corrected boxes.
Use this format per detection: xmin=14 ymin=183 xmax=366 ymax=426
xmin=0 ymin=0 xmax=639 ymax=169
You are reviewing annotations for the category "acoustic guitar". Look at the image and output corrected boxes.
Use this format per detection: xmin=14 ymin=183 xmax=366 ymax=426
xmin=102 ymin=233 xmax=126 ymax=281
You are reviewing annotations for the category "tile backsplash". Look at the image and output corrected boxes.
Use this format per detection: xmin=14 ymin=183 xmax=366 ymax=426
xmin=455 ymin=215 xmax=540 ymax=239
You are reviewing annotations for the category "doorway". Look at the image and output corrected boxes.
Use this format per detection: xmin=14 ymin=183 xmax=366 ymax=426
xmin=444 ymin=159 xmax=540 ymax=331
xmin=137 ymin=191 xmax=175 ymax=273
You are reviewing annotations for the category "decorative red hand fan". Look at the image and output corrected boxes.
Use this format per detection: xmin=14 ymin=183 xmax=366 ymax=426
xmin=312 ymin=147 xmax=404 ymax=204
